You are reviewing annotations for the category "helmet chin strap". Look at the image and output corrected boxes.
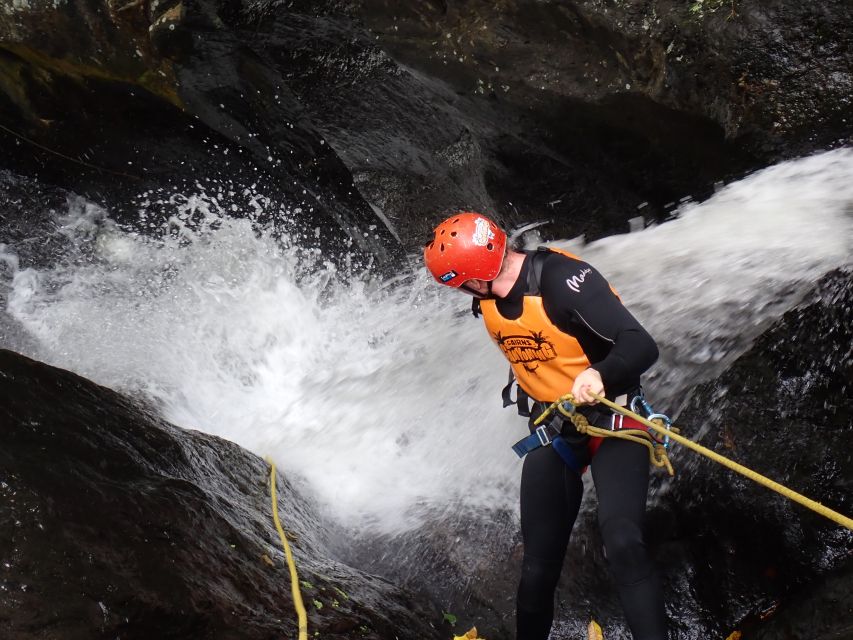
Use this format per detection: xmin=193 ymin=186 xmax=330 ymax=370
xmin=460 ymin=280 xmax=495 ymax=299
xmin=459 ymin=283 xmax=484 ymax=298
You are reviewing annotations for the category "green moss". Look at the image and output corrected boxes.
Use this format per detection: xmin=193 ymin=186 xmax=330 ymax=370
xmin=688 ymin=0 xmax=735 ymax=18
xmin=0 ymin=43 xmax=182 ymax=109
xmin=0 ymin=54 xmax=34 ymax=115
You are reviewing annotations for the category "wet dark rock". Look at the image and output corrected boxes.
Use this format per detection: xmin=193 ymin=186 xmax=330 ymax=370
xmin=3 ymin=0 xmax=852 ymax=258
xmin=750 ymin=558 xmax=853 ymax=640
xmin=0 ymin=348 xmax=444 ymax=640
xmin=356 ymin=0 xmax=853 ymax=156
xmin=234 ymin=0 xmax=759 ymax=244
xmin=332 ymin=509 xmax=522 ymax=640
xmin=0 ymin=0 xmax=403 ymax=264
xmin=653 ymin=267 xmax=853 ymax=638
xmin=250 ymin=0 xmax=853 ymax=243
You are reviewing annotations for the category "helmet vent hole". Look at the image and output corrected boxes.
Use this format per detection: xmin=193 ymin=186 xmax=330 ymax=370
xmin=487 ymin=242 xmax=494 ymax=251
xmin=440 ymin=229 xmax=445 ymax=235
xmin=440 ymin=243 xmax=445 ymax=252
xmin=450 ymin=231 xmax=457 ymax=237
xmin=453 ymin=217 xmax=460 ymax=223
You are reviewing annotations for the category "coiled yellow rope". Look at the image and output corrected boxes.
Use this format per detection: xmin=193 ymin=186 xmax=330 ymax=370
xmin=536 ymin=393 xmax=853 ymax=531
xmin=534 ymin=397 xmax=677 ymax=475
xmin=267 ymin=459 xmax=309 ymax=640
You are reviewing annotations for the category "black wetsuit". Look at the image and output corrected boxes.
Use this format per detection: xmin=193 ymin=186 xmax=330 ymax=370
xmin=496 ymin=251 xmax=667 ymax=640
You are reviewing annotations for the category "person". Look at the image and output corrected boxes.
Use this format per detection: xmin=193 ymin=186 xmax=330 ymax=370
xmin=423 ymin=212 xmax=667 ymax=640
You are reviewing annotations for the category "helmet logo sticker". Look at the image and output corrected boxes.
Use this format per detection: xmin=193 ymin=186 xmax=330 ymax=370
xmin=471 ymin=217 xmax=495 ymax=247
xmin=492 ymin=330 xmax=556 ymax=375
xmin=439 ymin=270 xmax=458 ymax=282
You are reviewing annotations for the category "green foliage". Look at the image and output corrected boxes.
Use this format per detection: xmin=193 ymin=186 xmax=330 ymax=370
xmin=688 ymin=0 xmax=733 ymax=18
xmin=442 ymin=612 xmax=458 ymax=626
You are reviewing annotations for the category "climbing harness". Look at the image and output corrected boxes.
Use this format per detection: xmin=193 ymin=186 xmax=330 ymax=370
xmin=513 ymin=394 xmax=676 ymax=475
xmin=267 ymin=459 xmax=308 ymax=640
xmin=510 ymin=419 xmax=590 ymax=473
xmin=529 ymin=393 xmax=853 ymax=531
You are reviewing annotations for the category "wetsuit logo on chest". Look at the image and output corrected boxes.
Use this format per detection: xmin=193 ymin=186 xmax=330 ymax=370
xmin=493 ymin=330 xmax=557 ymax=372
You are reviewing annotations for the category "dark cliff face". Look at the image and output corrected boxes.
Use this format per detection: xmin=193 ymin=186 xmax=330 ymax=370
xmin=653 ymin=267 xmax=853 ymax=639
xmin=0 ymin=0 xmax=403 ymax=264
xmin=1 ymin=4 xmax=852 ymax=634
xmin=0 ymin=349 xmax=444 ymax=640
xmin=343 ymin=0 xmax=853 ymax=240
xmin=353 ymin=0 xmax=853 ymax=151
xmin=2 ymin=0 xmax=851 ymax=258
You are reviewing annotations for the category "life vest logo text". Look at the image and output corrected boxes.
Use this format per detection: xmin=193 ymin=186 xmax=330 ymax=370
xmin=493 ymin=331 xmax=557 ymax=364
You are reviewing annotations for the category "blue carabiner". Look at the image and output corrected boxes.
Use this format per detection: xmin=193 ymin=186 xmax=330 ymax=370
xmin=630 ymin=394 xmax=654 ymax=418
xmin=646 ymin=412 xmax=672 ymax=449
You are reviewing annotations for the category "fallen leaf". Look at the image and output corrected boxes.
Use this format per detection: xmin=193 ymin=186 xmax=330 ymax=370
xmin=588 ymin=620 xmax=604 ymax=640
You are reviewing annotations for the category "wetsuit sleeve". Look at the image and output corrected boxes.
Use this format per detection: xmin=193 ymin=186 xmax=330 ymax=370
xmin=539 ymin=253 xmax=658 ymax=394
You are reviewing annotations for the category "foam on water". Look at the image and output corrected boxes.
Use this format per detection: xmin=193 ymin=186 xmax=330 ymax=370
xmin=570 ymin=148 xmax=853 ymax=410
xmin=1 ymin=149 xmax=851 ymax=533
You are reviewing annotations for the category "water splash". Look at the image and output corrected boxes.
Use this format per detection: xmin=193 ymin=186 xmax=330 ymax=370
xmin=556 ymin=147 xmax=853 ymax=412
xmin=1 ymin=148 xmax=851 ymax=534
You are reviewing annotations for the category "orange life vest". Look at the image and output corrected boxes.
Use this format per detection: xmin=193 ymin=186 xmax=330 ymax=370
xmin=479 ymin=248 xmax=602 ymax=403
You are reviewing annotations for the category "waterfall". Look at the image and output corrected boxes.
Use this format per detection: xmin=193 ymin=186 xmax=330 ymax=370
xmin=1 ymin=148 xmax=851 ymax=534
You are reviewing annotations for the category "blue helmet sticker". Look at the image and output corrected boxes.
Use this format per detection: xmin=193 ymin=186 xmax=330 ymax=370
xmin=440 ymin=270 xmax=458 ymax=282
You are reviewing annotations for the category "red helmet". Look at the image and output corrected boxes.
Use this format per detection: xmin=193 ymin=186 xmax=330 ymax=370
xmin=424 ymin=212 xmax=507 ymax=287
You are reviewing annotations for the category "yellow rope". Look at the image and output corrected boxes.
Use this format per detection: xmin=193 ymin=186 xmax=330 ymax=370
xmin=267 ymin=458 xmax=309 ymax=640
xmin=534 ymin=395 xmax=677 ymax=475
xmin=545 ymin=392 xmax=853 ymax=531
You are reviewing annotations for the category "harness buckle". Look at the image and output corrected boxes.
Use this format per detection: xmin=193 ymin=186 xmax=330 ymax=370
xmin=535 ymin=425 xmax=553 ymax=446
xmin=610 ymin=413 xmax=625 ymax=431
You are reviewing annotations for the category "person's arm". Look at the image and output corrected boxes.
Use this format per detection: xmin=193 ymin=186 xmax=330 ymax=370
xmin=540 ymin=253 xmax=658 ymax=397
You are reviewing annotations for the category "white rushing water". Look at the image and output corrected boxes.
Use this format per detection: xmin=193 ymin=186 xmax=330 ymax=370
xmin=1 ymin=148 xmax=852 ymax=534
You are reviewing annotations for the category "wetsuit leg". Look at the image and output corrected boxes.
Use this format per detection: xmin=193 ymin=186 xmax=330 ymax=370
xmin=517 ymin=446 xmax=584 ymax=640
xmin=591 ymin=438 xmax=667 ymax=640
